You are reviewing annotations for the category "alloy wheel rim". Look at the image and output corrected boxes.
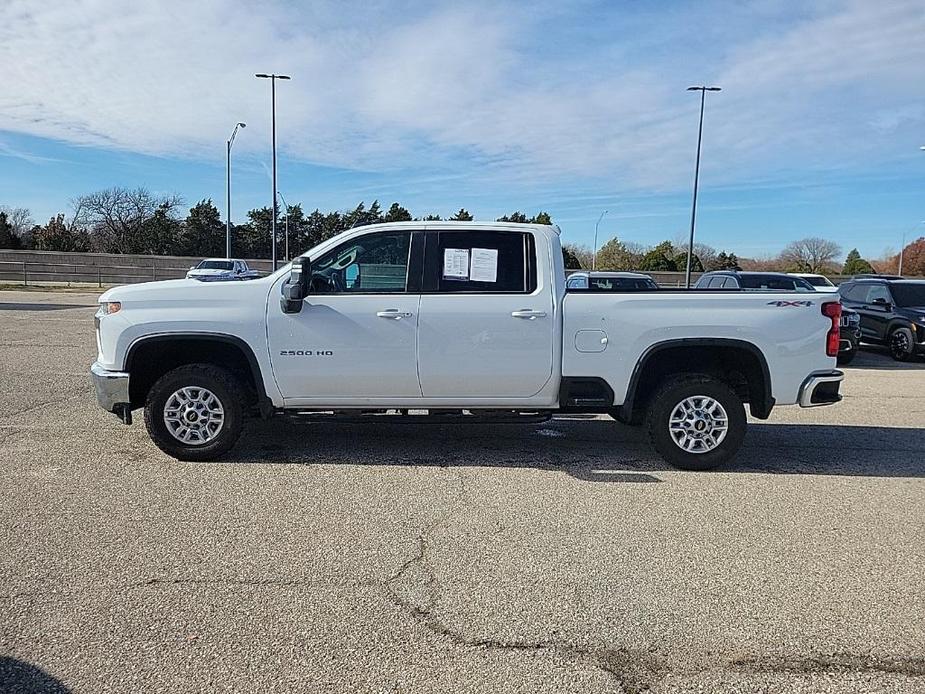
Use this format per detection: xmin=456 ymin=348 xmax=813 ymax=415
xmin=668 ymin=395 xmax=729 ymax=454
xmin=163 ymin=386 xmax=225 ymax=445
xmin=891 ymin=331 xmax=910 ymax=357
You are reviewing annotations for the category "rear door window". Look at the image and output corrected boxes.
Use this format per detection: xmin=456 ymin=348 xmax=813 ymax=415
xmin=866 ymin=285 xmax=892 ymax=304
xmin=427 ymin=231 xmax=536 ymax=293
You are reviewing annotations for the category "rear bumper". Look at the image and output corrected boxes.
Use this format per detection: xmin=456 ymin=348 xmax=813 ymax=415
xmin=798 ymin=369 xmax=844 ymax=408
xmin=90 ymin=362 xmax=131 ymax=419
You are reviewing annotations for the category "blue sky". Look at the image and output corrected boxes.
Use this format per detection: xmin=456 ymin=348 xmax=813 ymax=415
xmin=2 ymin=0 xmax=924 ymax=260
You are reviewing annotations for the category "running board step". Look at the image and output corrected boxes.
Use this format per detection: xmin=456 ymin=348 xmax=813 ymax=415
xmin=288 ymin=409 xmax=553 ymax=425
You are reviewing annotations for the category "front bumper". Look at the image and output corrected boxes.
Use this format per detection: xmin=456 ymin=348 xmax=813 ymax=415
xmin=798 ymin=370 xmax=844 ymax=408
xmin=90 ymin=362 xmax=132 ymax=422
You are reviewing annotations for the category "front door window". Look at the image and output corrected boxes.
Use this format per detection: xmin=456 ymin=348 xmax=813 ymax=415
xmin=310 ymin=231 xmax=411 ymax=293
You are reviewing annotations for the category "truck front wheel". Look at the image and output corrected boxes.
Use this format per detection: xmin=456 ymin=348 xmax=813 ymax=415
xmin=645 ymin=374 xmax=746 ymax=471
xmin=144 ymin=364 xmax=245 ymax=461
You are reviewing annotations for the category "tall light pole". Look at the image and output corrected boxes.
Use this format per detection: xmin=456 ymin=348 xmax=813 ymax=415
xmin=256 ymin=73 xmax=291 ymax=271
xmin=277 ymin=191 xmax=290 ymax=261
xmin=225 ymin=122 xmax=246 ymax=259
xmin=684 ymin=85 xmax=721 ymax=288
xmin=592 ymin=210 xmax=607 ymax=271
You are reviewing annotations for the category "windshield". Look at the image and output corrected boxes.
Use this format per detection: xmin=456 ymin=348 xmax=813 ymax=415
xmin=890 ymin=283 xmax=925 ymax=307
xmin=197 ymin=260 xmax=234 ymax=270
xmin=804 ymin=276 xmax=834 ymax=287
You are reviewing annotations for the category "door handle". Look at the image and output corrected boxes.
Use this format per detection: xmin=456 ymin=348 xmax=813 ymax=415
xmin=511 ymin=309 xmax=547 ymax=320
xmin=377 ymin=309 xmax=411 ymax=320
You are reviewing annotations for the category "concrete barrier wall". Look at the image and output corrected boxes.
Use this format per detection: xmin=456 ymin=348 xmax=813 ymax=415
xmin=0 ymin=249 xmax=274 ymax=286
xmin=0 ymin=248 xmax=856 ymax=288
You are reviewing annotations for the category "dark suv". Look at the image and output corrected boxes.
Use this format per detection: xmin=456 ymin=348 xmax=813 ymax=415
xmin=838 ymin=279 xmax=925 ymax=361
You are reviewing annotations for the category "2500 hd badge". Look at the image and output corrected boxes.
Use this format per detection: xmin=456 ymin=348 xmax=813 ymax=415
xmin=279 ymin=350 xmax=334 ymax=356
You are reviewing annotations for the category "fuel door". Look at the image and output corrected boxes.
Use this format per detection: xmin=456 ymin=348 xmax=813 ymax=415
xmin=575 ymin=330 xmax=608 ymax=353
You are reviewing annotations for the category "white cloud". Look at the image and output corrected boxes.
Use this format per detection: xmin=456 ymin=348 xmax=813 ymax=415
xmin=1 ymin=0 xmax=923 ymax=191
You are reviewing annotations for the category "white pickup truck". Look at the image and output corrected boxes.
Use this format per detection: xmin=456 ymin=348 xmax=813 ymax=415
xmin=186 ymin=258 xmax=261 ymax=281
xmin=91 ymin=222 xmax=844 ymax=470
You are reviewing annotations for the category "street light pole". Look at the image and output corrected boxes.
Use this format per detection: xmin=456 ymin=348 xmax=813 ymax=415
xmin=225 ymin=122 xmax=246 ymax=259
xmin=277 ymin=191 xmax=290 ymax=261
xmin=592 ymin=210 xmax=607 ymax=271
xmin=256 ymin=73 xmax=291 ymax=271
xmin=684 ymin=85 xmax=721 ymax=288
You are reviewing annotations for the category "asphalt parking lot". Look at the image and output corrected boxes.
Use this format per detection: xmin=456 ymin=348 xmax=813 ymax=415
xmin=1 ymin=290 xmax=923 ymax=694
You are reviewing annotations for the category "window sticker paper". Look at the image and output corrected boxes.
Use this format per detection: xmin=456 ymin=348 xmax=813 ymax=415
xmin=443 ymin=248 xmax=470 ymax=280
xmin=470 ymin=248 xmax=499 ymax=283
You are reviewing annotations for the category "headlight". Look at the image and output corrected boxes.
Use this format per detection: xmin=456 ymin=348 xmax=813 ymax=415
xmin=99 ymin=301 xmax=122 ymax=315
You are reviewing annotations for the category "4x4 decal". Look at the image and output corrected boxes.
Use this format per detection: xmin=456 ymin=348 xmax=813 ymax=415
xmin=767 ymin=300 xmax=814 ymax=307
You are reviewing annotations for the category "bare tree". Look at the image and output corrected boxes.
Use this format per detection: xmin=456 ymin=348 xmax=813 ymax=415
xmin=73 ymin=187 xmax=182 ymax=254
xmin=779 ymin=237 xmax=841 ymax=273
xmin=693 ymin=242 xmax=718 ymax=270
xmin=562 ymin=242 xmax=593 ymax=269
xmin=0 ymin=206 xmax=35 ymax=245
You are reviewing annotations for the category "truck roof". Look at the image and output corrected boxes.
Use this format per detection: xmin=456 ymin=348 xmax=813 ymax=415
xmin=329 ymin=220 xmax=561 ymax=234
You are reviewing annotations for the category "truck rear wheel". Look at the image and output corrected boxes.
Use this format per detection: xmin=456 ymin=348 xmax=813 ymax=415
xmin=144 ymin=364 xmax=245 ymax=461
xmin=645 ymin=374 xmax=746 ymax=471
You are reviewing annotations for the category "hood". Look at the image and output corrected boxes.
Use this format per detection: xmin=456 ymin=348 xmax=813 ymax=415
xmin=99 ymin=277 xmax=269 ymax=304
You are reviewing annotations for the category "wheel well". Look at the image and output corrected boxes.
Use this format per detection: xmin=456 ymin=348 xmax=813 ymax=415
xmin=622 ymin=342 xmax=772 ymax=423
xmin=126 ymin=337 xmax=264 ymax=412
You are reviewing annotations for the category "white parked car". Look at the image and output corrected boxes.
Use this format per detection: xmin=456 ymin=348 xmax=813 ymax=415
xmin=92 ymin=222 xmax=844 ymax=471
xmin=186 ymin=258 xmax=260 ymax=281
xmin=789 ymin=273 xmax=838 ymax=292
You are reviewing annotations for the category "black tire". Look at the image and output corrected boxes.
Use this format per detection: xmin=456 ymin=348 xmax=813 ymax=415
xmin=889 ymin=327 xmax=915 ymax=362
xmin=836 ymin=349 xmax=856 ymax=366
xmin=144 ymin=364 xmax=245 ymax=461
xmin=645 ymin=374 xmax=747 ymax=471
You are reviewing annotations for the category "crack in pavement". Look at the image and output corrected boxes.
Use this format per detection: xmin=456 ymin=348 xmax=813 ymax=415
xmin=380 ymin=468 xmax=925 ymax=692
xmin=0 ymin=390 xmax=87 ymax=421
xmin=380 ymin=466 xmax=632 ymax=689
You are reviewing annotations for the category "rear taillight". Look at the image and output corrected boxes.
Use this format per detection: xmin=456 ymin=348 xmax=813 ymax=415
xmin=822 ymin=301 xmax=841 ymax=357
